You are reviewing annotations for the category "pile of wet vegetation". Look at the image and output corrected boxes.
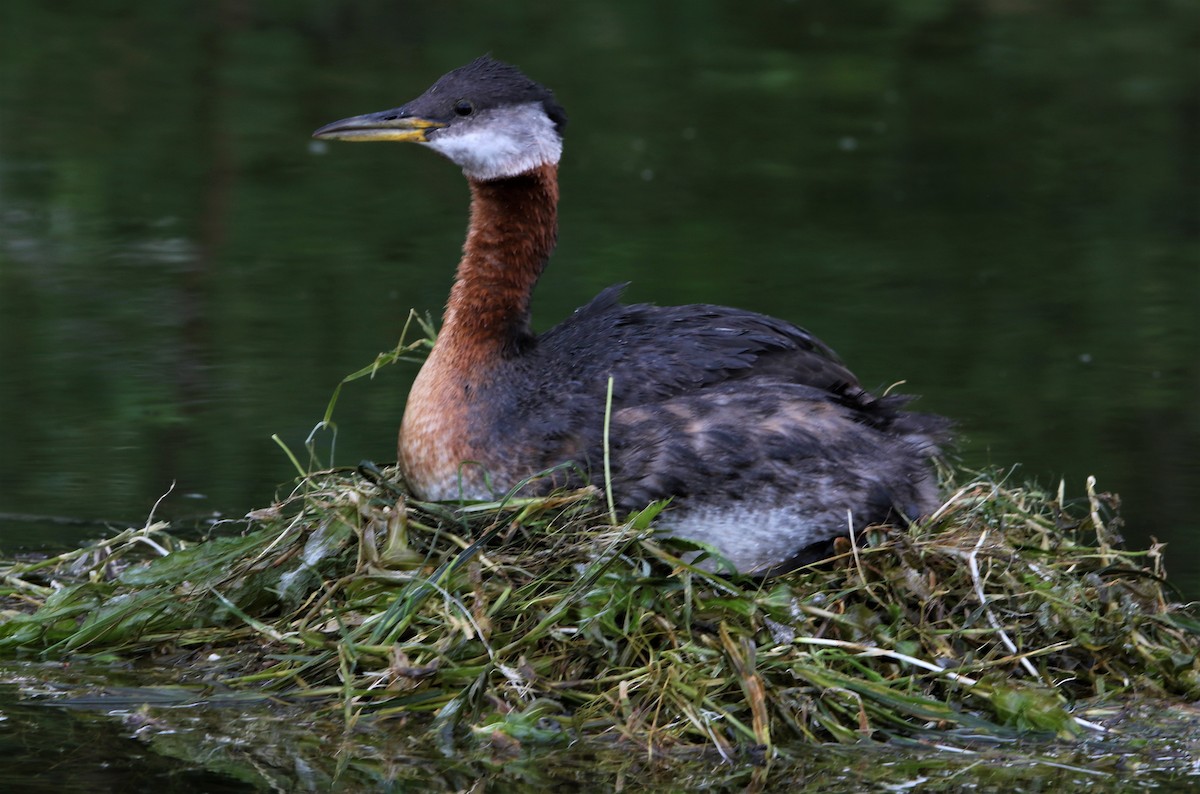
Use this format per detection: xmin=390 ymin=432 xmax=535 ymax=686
xmin=1 ymin=460 xmax=1197 ymax=777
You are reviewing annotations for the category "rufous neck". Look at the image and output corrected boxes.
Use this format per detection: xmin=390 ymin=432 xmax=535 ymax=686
xmin=440 ymin=163 xmax=559 ymax=358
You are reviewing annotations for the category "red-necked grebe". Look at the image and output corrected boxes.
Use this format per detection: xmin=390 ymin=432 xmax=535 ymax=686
xmin=313 ymin=56 xmax=950 ymax=575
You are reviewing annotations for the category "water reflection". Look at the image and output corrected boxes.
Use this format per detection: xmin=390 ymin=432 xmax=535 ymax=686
xmin=0 ymin=2 xmax=1197 ymax=593
xmin=0 ymin=680 xmax=253 ymax=791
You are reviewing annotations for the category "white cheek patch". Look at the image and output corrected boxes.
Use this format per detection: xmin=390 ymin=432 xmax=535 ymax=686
xmin=423 ymin=103 xmax=562 ymax=181
xmin=425 ymin=129 xmax=525 ymax=179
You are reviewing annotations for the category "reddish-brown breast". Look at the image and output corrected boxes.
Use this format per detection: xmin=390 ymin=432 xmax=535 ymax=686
xmin=398 ymin=164 xmax=559 ymax=500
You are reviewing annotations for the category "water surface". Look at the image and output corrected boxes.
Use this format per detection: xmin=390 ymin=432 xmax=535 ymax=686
xmin=1 ymin=5 xmax=1196 ymax=592
xmin=1 ymin=2 xmax=1199 ymax=788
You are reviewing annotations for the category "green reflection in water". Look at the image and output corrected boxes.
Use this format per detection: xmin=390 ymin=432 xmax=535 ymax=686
xmin=0 ymin=2 xmax=1197 ymax=598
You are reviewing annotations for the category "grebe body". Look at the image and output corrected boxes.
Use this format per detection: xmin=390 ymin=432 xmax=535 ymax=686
xmin=314 ymin=57 xmax=949 ymax=575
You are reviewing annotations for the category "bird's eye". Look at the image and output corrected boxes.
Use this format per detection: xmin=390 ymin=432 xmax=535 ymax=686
xmin=454 ymin=100 xmax=474 ymax=117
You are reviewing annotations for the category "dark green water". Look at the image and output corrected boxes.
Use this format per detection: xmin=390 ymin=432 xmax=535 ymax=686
xmin=1 ymin=1 xmax=1198 ymax=786
xmin=3 ymin=2 xmax=1196 ymax=581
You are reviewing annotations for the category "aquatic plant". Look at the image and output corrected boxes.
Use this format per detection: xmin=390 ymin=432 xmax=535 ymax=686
xmin=1 ymin=458 xmax=1196 ymax=758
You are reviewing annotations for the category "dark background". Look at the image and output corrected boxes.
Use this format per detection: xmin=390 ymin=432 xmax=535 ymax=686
xmin=1 ymin=1 xmax=1197 ymax=590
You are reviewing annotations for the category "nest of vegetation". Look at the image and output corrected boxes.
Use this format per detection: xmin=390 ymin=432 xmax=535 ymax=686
xmin=1 ymin=465 xmax=1197 ymax=758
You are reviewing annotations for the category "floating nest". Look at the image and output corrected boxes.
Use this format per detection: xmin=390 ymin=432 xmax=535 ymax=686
xmin=0 ymin=465 xmax=1197 ymax=760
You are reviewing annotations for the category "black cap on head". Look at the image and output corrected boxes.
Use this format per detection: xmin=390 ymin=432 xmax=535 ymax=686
xmin=403 ymin=56 xmax=568 ymax=134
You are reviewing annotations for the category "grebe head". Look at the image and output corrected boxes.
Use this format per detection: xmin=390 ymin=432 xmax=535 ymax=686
xmin=313 ymin=56 xmax=567 ymax=182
